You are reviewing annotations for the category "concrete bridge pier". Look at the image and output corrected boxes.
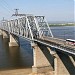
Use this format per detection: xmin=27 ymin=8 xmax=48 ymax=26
xmin=9 ymin=34 xmax=19 ymax=47
xmin=2 ymin=30 xmax=9 ymax=43
xmin=51 ymin=50 xmax=75 ymax=75
xmin=31 ymin=43 xmax=54 ymax=74
xmin=0 ymin=29 xmax=3 ymax=38
xmin=0 ymin=29 xmax=3 ymax=36
xmin=53 ymin=52 xmax=69 ymax=75
xmin=0 ymin=29 xmax=3 ymax=41
xmin=2 ymin=30 xmax=9 ymax=39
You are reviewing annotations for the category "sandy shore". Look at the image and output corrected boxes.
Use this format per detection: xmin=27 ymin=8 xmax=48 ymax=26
xmin=29 ymin=71 xmax=54 ymax=75
xmin=0 ymin=68 xmax=32 ymax=75
xmin=0 ymin=68 xmax=54 ymax=75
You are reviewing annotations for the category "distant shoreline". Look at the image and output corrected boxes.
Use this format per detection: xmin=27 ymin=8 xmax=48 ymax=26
xmin=49 ymin=24 xmax=75 ymax=27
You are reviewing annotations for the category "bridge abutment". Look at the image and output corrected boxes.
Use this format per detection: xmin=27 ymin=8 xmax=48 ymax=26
xmin=9 ymin=34 xmax=19 ymax=47
xmin=32 ymin=43 xmax=54 ymax=74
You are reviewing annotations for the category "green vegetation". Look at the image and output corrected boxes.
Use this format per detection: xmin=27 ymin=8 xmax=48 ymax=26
xmin=49 ymin=23 xmax=75 ymax=27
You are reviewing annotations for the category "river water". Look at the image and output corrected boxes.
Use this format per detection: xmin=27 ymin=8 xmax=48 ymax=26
xmin=51 ymin=26 xmax=75 ymax=39
xmin=0 ymin=26 xmax=75 ymax=71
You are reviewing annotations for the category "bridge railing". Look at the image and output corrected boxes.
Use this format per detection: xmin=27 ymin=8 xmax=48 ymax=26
xmin=36 ymin=36 xmax=75 ymax=55
xmin=41 ymin=36 xmax=75 ymax=49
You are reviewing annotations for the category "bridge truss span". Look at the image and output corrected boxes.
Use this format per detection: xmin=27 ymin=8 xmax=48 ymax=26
xmin=0 ymin=15 xmax=53 ymax=40
xmin=0 ymin=14 xmax=75 ymax=56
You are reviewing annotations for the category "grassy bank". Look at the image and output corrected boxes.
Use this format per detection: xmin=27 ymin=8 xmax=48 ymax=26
xmin=49 ymin=23 xmax=75 ymax=27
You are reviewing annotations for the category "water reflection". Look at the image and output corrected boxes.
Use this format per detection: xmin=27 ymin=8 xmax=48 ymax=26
xmin=9 ymin=46 xmax=21 ymax=68
xmin=0 ymin=36 xmax=33 ymax=70
xmin=3 ymin=38 xmax=9 ymax=52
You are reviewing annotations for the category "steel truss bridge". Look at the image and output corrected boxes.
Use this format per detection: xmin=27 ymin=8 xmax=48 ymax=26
xmin=0 ymin=14 xmax=75 ymax=55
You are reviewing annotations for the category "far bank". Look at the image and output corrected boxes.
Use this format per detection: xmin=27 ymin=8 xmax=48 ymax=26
xmin=49 ymin=23 xmax=75 ymax=27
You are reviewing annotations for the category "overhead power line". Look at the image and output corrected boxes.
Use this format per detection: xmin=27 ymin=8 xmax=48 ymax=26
xmin=1 ymin=0 xmax=14 ymax=12
xmin=0 ymin=0 xmax=13 ymax=14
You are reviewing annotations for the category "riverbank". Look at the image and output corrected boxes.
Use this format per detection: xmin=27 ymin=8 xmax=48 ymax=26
xmin=0 ymin=68 xmax=53 ymax=75
xmin=49 ymin=23 xmax=75 ymax=27
xmin=0 ymin=68 xmax=32 ymax=75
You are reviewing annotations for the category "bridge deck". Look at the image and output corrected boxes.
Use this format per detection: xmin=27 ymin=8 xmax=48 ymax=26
xmin=34 ymin=36 xmax=75 ymax=55
xmin=43 ymin=36 xmax=75 ymax=49
xmin=0 ymin=15 xmax=75 ymax=55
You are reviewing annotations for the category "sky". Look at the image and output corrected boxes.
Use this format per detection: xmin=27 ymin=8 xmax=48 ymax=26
xmin=0 ymin=0 xmax=74 ymax=22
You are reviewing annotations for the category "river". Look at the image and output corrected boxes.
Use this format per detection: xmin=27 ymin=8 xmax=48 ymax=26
xmin=0 ymin=26 xmax=75 ymax=74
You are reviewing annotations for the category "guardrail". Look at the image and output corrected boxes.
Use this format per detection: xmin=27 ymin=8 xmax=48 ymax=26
xmin=35 ymin=37 xmax=75 ymax=55
xmin=42 ymin=36 xmax=75 ymax=49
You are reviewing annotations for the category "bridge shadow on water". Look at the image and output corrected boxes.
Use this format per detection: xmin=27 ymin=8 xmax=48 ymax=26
xmin=0 ymin=37 xmax=33 ymax=73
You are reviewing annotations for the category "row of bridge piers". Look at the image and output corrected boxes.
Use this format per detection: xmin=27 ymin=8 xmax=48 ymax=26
xmin=0 ymin=29 xmax=19 ymax=47
xmin=0 ymin=29 xmax=75 ymax=75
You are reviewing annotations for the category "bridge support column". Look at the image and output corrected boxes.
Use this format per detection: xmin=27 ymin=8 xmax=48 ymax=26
xmin=2 ymin=30 xmax=9 ymax=39
xmin=9 ymin=34 xmax=19 ymax=47
xmin=0 ymin=29 xmax=3 ymax=38
xmin=52 ymin=51 xmax=75 ymax=75
xmin=0 ymin=29 xmax=3 ymax=36
xmin=32 ymin=43 xmax=53 ymax=74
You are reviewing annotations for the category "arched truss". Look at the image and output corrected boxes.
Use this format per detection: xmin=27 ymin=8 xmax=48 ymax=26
xmin=0 ymin=15 xmax=53 ymax=40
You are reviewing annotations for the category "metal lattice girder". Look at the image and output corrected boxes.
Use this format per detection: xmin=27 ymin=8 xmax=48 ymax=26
xmin=0 ymin=14 xmax=53 ymax=40
xmin=35 ymin=16 xmax=53 ymax=38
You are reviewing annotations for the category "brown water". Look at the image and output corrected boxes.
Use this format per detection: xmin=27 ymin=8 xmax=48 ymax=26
xmin=0 ymin=26 xmax=75 ymax=75
xmin=0 ymin=35 xmax=33 ymax=74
